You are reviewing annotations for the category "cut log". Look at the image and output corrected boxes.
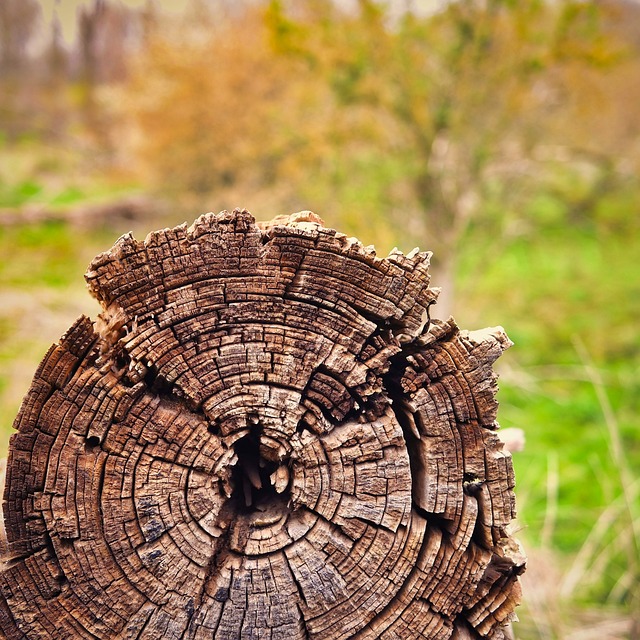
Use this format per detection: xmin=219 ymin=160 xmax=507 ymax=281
xmin=0 ymin=209 xmax=525 ymax=639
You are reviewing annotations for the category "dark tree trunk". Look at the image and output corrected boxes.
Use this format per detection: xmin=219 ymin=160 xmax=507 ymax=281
xmin=0 ymin=209 xmax=524 ymax=639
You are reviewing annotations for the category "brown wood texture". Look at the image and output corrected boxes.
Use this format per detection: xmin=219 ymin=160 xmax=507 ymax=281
xmin=0 ymin=210 xmax=525 ymax=639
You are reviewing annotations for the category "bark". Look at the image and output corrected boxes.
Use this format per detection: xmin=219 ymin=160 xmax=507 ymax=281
xmin=0 ymin=209 xmax=525 ymax=639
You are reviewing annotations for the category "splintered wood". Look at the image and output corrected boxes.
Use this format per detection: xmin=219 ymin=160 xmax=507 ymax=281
xmin=0 ymin=210 xmax=525 ymax=639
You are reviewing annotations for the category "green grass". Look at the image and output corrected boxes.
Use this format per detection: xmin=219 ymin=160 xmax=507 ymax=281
xmin=455 ymin=208 xmax=639 ymax=623
xmin=0 ymin=221 xmax=108 ymax=454
xmin=0 ymin=137 xmax=142 ymax=213
xmin=0 ymin=222 xmax=84 ymax=287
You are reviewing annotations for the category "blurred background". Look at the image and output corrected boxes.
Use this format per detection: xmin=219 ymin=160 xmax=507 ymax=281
xmin=0 ymin=0 xmax=638 ymax=637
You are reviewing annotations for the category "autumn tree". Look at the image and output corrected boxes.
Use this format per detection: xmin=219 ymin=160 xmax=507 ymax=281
xmin=266 ymin=0 xmax=619 ymax=315
xmin=122 ymin=1 xmax=307 ymax=212
xmin=536 ymin=1 xmax=640 ymax=235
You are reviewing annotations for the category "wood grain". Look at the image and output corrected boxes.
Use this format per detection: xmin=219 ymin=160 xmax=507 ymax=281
xmin=0 ymin=209 xmax=525 ymax=639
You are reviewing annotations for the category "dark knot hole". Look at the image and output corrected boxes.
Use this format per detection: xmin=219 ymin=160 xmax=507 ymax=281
xmin=231 ymin=428 xmax=282 ymax=512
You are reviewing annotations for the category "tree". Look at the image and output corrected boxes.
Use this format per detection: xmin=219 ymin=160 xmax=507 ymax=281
xmin=0 ymin=0 xmax=41 ymax=140
xmin=76 ymin=0 xmax=139 ymax=148
xmin=122 ymin=2 xmax=303 ymax=207
xmin=0 ymin=0 xmax=39 ymax=77
xmin=266 ymin=0 xmax=618 ymax=316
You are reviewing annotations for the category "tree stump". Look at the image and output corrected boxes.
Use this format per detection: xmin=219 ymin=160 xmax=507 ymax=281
xmin=0 ymin=210 xmax=525 ymax=639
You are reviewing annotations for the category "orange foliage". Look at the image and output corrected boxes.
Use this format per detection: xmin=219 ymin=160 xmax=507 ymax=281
xmin=124 ymin=4 xmax=309 ymax=204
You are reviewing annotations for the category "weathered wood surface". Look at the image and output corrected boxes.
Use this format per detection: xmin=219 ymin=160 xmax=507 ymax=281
xmin=0 ymin=209 xmax=525 ymax=639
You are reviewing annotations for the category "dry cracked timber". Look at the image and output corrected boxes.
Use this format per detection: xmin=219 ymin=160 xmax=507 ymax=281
xmin=0 ymin=209 xmax=525 ymax=639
